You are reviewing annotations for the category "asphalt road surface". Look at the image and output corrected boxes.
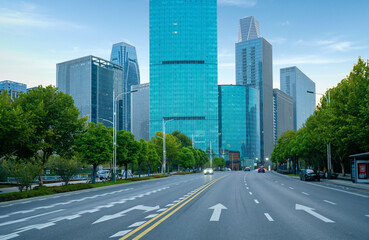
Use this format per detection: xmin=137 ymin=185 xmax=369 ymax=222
xmin=1 ymin=171 xmax=369 ymax=240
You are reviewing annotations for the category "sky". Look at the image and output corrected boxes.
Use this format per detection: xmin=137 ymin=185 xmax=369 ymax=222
xmin=0 ymin=0 xmax=368 ymax=104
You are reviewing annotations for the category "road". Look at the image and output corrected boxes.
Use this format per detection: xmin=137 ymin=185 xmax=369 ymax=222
xmin=1 ymin=171 xmax=369 ymax=240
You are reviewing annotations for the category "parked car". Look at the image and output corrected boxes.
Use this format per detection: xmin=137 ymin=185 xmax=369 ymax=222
xmin=300 ymin=169 xmax=320 ymax=181
xmin=258 ymin=166 xmax=265 ymax=173
xmin=97 ymin=170 xmax=110 ymax=180
xmin=204 ymin=168 xmax=214 ymax=175
xmin=244 ymin=167 xmax=251 ymax=171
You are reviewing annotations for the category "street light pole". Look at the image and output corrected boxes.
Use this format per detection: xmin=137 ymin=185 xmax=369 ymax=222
xmin=113 ymin=89 xmax=138 ymax=182
xmin=162 ymin=118 xmax=174 ymax=174
xmin=307 ymin=90 xmax=331 ymax=178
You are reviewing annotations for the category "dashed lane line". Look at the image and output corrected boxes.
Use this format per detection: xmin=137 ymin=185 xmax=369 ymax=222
xmin=302 ymin=192 xmax=309 ymax=196
xmin=129 ymin=221 xmax=146 ymax=228
xmin=323 ymin=200 xmax=337 ymax=205
xmin=264 ymin=213 xmax=274 ymax=222
xmin=254 ymin=199 xmax=259 ymax=204
xmin=249 ymin=192 xmax=253 ymax=195
xmin=289 ymin=187 xmax=294 ymax=189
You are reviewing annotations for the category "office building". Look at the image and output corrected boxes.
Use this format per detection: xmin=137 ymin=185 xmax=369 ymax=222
xmin=56 ymin=56 xmax=124 ymax=129
xmin=150 ymin=0 xmax=219 ymax=153
xmin=235 ymin=16 xmax=273 ymax=162
xmin=280 ymin=66 xmax=316 ymax=130
xmin=273 ymin=89 xmax=294 ymax=145
xmin=218 ymin=85 xmax=260 ymax=166
xmin=0 ymin=80 xmax=27 ymax=99
xmin=110 ymin=42 xmax=140 ymax=131
xmin=131 ymin=83 xmax=150 ymax=141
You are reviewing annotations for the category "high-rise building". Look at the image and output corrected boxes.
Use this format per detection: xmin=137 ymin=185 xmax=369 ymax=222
xmin=238 ymin=16 xmax=260 ymax=42
xmin=0 ymin=80 xmax=27 ymax=99
xmin=131 ymin=83 xmax=150 ymax=141
xmin=235 ymin=16 xmax=273 ymax=162
xmin=56 ymin=56 xmax=124 ymax=129
xmin=110 ymin=42 xmax=140 ymax=131
xmin=218 ymin=85 xmax=260 ymax=166
xmin=150 ymin=0 xmax=219 ymax=153
xmin=280 ymin=66 xmax=316 ymax=130
xmin=273 ymin=89 xmax=294 ymax=145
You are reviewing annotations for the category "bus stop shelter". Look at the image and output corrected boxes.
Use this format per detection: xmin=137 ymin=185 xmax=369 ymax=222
xmin=350 ymin=152 xmax=369 ymax=184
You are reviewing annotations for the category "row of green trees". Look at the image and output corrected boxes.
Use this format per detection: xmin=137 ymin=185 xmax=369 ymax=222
xmin=271 ymin=58 xmax=369 ymax=175
xmin=0 ymin=86 xmax=223 ymax=190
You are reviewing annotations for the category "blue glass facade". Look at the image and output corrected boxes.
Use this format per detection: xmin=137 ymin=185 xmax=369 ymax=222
xmin=218 ymin=85 xmax=260 ymax=164
xmin=0 ymin=80 xmax=27 ymax=99
xmin=150 ymin=0 xmax=219 ymax=153
xmin=235 ymin=37 xmax=273 ymax=162
xmin=110 ymin=42 xmax=140 ymax=131
xmin=57 ymin=56 xmax=124 ymax=129
xmin=280 ymin=66 xmax=316 ymax=130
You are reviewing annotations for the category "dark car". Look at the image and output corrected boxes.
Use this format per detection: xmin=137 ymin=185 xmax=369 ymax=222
xmin=244 ymin=167 xmax=251 ymax=171
xmin=300 ymin=169 xmax=320 ymax=181
xmin=258 ymin=167 xmax=265 ymax=173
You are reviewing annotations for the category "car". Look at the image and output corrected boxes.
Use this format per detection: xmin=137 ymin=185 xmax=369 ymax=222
xmin=97 ymin=170 xmax=110 ymax=180
xmin=300 ymin=169 xmax=320 ymax=181
xmin=258 ymin=167 xmax=265 ymax=173
xmin=203 ymin=168 xmax=214 ymax=175
xmin=244 ymin=167 xmax=251 ymax=171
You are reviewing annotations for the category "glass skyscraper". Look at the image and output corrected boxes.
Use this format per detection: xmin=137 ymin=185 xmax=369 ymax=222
xmin=131 ymin=83 xmax=150 ymax=141
xmin=273 ymin=88 xmax=294 ymax=145
xmin=218 ymin=85 xmax=260 ymax=165
xmin=57 ymin=56 xmax=124 ymax=129
xmin=280 ymin=66 xmax=316 ymax=130
xmin=150 ymin=0 xmax=219 ymax=153
xmin=110 ymin=42 xmax=140 ymax=131
xmin=235 ymin=16 xmax=273 ymax=162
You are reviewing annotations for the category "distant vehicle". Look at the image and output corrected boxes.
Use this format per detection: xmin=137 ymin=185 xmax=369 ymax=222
xmin=244 ymin=167 xmax=251 ymax=171
xmin=258 ymin=167 xmax=265 ymax=173
xmin=204 ymin=168 xmax=214 ymax=175
xmin=97 ymin=170 xmax=110 ymax=180
xmin=300 ymin=169 xmax=320 ymax=181
xmin=227 ymin=168 xmax=232 ymax=171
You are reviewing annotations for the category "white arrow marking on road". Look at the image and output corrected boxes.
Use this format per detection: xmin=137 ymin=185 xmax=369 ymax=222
xmin=109 ymin=230 xmax=131 ymax=238
xmin=0 ymin=209 xmax=64 ymax=227
xmin=93 ymin=205 xmax=160 ymax=224
xmin=295 ymin=204 xmax=334 ymax=223
xmin=209 ymin=203 xmax=227 ymax=222
xmin=323 ymin=200 xmax=336 ymax=205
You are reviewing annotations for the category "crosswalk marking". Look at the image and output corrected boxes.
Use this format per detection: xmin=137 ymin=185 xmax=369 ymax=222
xmin=264 ymin=213 xmax=274 ymax=221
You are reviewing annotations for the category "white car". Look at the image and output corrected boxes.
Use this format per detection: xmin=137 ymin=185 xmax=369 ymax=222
xmin=204 ymin=168 xmax=214 ymax=175
xmin=97 ymin=170 xmax=110 ymax=180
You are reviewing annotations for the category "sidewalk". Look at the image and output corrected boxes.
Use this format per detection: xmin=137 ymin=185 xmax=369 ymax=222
xmin=0 ymin=180 xmax=88 ymax=194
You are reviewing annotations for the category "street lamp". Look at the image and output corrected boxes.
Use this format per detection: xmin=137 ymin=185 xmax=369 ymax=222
xmin=307 ymin=90 xmax=331 ymax=178
xmin=162 ymin=118 xmax=174 ymax=174
xmin=112 ymin=89 xmax=138 ymax=182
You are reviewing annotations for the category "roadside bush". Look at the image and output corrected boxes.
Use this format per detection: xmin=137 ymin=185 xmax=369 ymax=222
xmin=47 ymin=155 xmax=82 ymax=185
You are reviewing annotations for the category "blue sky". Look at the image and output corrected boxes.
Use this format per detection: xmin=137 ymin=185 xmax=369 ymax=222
xmin=0 ymin=0 xmax=368 ymax=104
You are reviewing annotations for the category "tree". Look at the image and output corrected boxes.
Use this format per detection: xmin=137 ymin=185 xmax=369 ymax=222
xmin=13 ymin=86 xmax=86 ymax=186
xmin=48 ymin=155 xmax=82 ymax=185
xmin=74 ymin=122 xmax=113 ymax=183
xmin=172 ymin=130 xmax=192 ymax=148
xmin=213 ymin=157 xmax=225 ymax=168
xmin=177 ymin=147 xmax=195 ymax=170
xmin=151 ymin=131 xmax=181 ymax=172
xmin=146 ymin=140 xmax=160 ymax=176
xmin=197 ymin=149 xmax=209 ymax=169
xmin=137 ymin=138 xmax=148 ymax=177
xmin=3 ymin=158 xmax=41 ymax=192
xmin=116 ymin=130 xmax=140 ymax=178
xmin=0 ymin=91 xmax=32 ymax=159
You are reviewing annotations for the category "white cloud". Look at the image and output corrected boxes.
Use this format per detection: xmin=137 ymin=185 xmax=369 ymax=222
xmin=218 ymin=0 xmax=257 ymax=7
xmin=295 ymin=39 xmax=364 ymax=52
xmin=218 ymin=62 xmax=235 ymax=68
xmin=268 ymin=37 xmax=287 ymax=45
xmin=0 ymin=5 xmax=83 ymax=29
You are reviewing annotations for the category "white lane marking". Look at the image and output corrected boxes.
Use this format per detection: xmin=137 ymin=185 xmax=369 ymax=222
xmin=365 ymin=215 xmax=369 ymax=218
xmin=110 ymin=230 xmax=131 ymax=238
xmin=323 ymin=200 xmax=337 ymax=205
xmin=281 ymin=184 xmax=285 ymax=186
xmin=302 ymin=192 xmax=309 ymax=196
xmin=209 ymin=203 xmax=227 ymax=222
xmin=157 ymin=208 xmax=167 ymax=212
xmin=145 ymin=214 xmax=159 ymax=219
xmin=254 ymin=199 xmax=259 ymax=204
xmin=165 ymin=204 xmax=174 ymax=207
xmin=0 ymin=209 xmax=64 ymax=227
xmin=245 ymin=183 xmax=247 ymax=185
xmin=249 ymin=192 xmax=253 ymax=195
xmin=295 ymin=204 xmax=334 ymax=223
xmin=0 ymin=233 xmax=19 ymax=240
xmin=289 ymin=187 xmax=294 ymax=189
xmin=246 ymin=187 xmax=249 ymax=190
xmin=264 ymin=213 xmax=274 ymax=221
xmin=173 ymin=200 xmax=180 ymax=203
xmin=129 ymin=221 xmax=146 ymax=228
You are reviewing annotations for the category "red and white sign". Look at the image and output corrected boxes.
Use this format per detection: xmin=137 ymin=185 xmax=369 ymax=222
xmin=358 ymin=163 xmax=367 ymax=179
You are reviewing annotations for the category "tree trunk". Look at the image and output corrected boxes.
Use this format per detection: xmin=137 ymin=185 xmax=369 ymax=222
xmin=340 ymin=161 xmax=345 ymax=176
xmin=147 ymin=167 xmax=150 ymax=177
xmin=92 ymin=165 xmax=97 ymax=184
xmin=38 ymin=169 xmax=43 ymax=187
xmin=125 ymin=163 xmax=128 ymax=179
